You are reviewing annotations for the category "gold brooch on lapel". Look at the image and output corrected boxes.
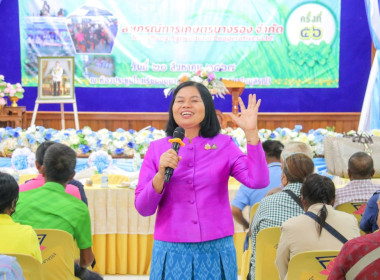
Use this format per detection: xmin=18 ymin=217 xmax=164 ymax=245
xmin=212 ymin=144 xmax=217 ymax=150
xmin=205 ymin=143 xmax=211 ymax=150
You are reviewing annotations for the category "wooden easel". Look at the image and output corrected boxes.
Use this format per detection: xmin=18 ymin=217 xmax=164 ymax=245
xmin=31 ymin=96 xmax=79 ymax=130
xmin=34 ymin=56 xmax=79 ymax=130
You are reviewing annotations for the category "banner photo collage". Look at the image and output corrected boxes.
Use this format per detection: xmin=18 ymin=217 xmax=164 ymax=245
xmin=19 ymin=0 xmax=341 ymax=89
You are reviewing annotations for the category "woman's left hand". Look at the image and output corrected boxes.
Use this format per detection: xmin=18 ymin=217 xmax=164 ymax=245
xmin=230 ymin=94 xmax=261 ymax=144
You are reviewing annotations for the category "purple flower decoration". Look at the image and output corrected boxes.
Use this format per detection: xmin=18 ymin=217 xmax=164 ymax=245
xmin=208 ymin=72 xmax=216 ymax=81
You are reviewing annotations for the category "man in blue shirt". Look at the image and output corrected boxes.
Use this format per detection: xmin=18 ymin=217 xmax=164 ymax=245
xmin=360 ymin=190 xmax=380 ymax=233
xmin=231 ymin=140 xmax=283 ymax=230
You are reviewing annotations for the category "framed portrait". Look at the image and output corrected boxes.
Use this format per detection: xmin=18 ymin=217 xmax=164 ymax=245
xmin=38 ymin=56 xmax=75 ymax=101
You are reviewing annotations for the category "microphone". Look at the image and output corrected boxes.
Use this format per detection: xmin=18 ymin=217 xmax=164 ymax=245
xmin=164 ymin=127 xmax=185 ymax=182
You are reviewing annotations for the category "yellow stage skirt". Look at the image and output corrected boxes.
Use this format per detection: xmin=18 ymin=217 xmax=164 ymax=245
xmin=92 ymin=232 xmax=246 ymax=275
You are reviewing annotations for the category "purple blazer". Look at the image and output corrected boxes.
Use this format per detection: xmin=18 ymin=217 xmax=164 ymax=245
xmin=135 ymin=134 xmax=269 ymax=242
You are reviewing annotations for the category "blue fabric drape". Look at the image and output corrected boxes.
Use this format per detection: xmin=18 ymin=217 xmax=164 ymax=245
xmin=0 ymin=157 xmax=135 ymax=173
xmin=0 ymin=157 xmax=327 ymax=175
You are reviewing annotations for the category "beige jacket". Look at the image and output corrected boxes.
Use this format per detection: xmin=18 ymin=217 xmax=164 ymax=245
xmin=275 ymin=203 xmax=360 ymax=280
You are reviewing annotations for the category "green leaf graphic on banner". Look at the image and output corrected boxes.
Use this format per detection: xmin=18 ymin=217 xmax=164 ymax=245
xmin=288 ymin=41 xmax=332 ymax=67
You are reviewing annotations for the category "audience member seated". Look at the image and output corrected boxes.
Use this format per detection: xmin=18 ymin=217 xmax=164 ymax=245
xmin=20 ymin=141 xmax=88 ymax=205
xmin=231 ymin=140 xmax=283 ymax=230
xmin=334 ymin=152 xmax=380 ymax=207
xmin=275 ymin=174 xmax=360 ymax=280
xmin=12 ymin=143 xmax=101 ymax=279
xmin=328 ymin=195 xmax=380 ymax=279
xmin=360 ymin=190 xmax=380 ymax=233
xmin=0 ymin=255 xmax=24 ymax=280
xmin=0 ymin=172 xmax=42 ymax=262
xmin=249 ymin=153 xmax=315 ymax=280
xmin=265 ymin=141 xmax=314 ymax=197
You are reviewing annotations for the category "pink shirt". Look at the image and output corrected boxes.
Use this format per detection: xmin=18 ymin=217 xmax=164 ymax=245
xmin=76 ymin=32 xmax=84 ymax=42
xmin=19 ymin=174 xmax=81 ymax=200
xmin=135 ymin=134 xmax=269 ymax=243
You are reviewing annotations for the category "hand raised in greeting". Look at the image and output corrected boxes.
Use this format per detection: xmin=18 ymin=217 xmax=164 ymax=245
xmin=230 ymin=94 xmax=261 ymax=145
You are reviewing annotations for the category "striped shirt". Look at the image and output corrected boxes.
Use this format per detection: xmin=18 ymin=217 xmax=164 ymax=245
xmin=13 ymin=182 xmax=92 ymax=249
xmin=250 ymin=182 xmax=304 ymax=280
xmin=334 ymin=179 xmax=380 ymax=207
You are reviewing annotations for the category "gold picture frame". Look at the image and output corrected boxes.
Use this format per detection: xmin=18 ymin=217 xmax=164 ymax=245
xmin=38 ymin=56 xmax=75 ymax=101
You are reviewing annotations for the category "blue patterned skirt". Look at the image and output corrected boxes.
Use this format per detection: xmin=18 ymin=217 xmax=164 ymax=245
xmin=150 ymin=236 xmax=237 ymax=280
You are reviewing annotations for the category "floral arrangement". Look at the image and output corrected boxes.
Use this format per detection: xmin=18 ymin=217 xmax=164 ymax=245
xmin=164 ymin=67 xmax=229 ymax=98
xmin=0 ymin=126 xmax=167 ymax=158
xmin=11 ymin=147 xmax=36 ymax=170
xmin=0 ymin=125 xmax=369 ymax=158
xmin=0 ymin=75 xmax=25 ymax=106
xmin=88 ymin=151 xmax=112 ymax=174
xmin=222 ymin=125 xmax=341 ymax=156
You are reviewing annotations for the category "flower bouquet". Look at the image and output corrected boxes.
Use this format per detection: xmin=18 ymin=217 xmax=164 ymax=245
xmin=0 ymin=75 xmax=25 ymax=107
xmin=88 ymin=151 xmax=112 ymax=174
xmin=11 ymin=147 xmax=36 ymax=171
xmin=164 ymin=67 xmax=229 ymax=98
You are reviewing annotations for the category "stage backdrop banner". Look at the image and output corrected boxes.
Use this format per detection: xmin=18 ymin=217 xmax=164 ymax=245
xmin=19 ymin=0 xmax=341 ymax=89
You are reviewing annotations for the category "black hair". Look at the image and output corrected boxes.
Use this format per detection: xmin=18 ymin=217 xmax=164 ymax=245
xmin=165 ymin=81 xmax=221 ymax=138
xmin=348 ymin=152 xmax=374 ymax=179
xmin=283 ymin=153 xmax=314 ymax=183
xmin=36 ymin=141 xmax=56 ymax=166
xmin=43 ymin=143 xmax=76 ymax=184
xmin=0 ymin=172 xmax=19 ymax=213
xmin=263 ymin=140 xmax=284 ymax=159
xmin=301 ymin=174 xmax=336 ymax=236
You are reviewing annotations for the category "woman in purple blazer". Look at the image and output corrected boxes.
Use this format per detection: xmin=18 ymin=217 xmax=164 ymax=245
xmin=135 ymin=81 xmax=269 ymax=279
